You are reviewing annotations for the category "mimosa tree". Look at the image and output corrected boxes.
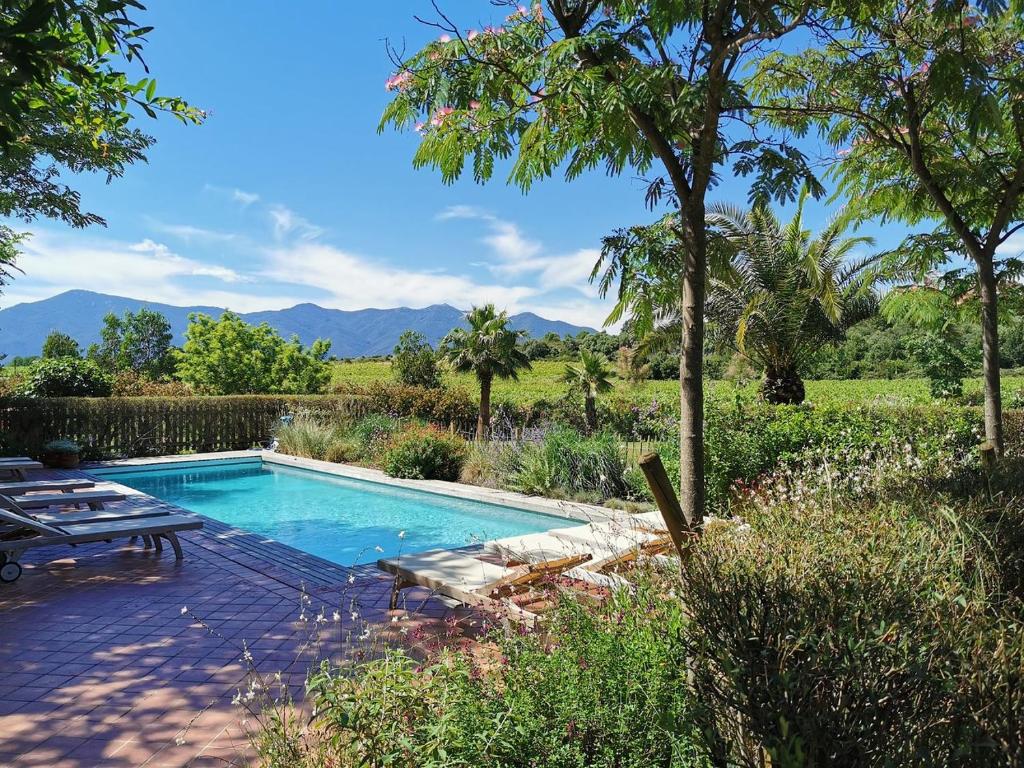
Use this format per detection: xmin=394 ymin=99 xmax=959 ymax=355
xmin=755 ymin=1 xmax=1024 ymax=454
xmin=380 ymin=0 xmax=821 ymax=526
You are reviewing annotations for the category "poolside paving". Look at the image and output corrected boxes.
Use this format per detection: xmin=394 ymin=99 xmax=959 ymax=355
xmin=0 ymin=471 xmax=475 ymax=768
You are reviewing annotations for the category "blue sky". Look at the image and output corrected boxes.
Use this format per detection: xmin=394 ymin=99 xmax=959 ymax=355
xmin=2 ymin=2 xmax=949 ymax=329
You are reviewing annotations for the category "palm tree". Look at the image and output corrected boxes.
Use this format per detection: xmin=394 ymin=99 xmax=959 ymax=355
xmin=562 ymin=350 xmax=614 ymax=431
xmin=440 ymin=304 xmax=531 ymax=439
xmin=705 ymin=193 xmax=880 ymax=404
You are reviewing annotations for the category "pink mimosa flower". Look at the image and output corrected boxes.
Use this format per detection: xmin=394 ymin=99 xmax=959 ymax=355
xmin=439 ymin=33 xmax=451 ymax=42
xmin=467 ymin=29 xmax=479 ymax=40
xmin=414 ymin=122 xmax=425 ymax=132
xmin=469 ymin=100 xmax=481 ymax=110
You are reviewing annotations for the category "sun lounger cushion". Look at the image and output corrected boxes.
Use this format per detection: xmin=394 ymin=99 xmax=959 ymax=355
xmin=379 ymin=549 xmax=511 ymax=592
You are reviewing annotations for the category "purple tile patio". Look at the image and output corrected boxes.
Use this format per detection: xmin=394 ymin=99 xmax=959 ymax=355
xmin=0 ymin=469 xmax=472 ymax=768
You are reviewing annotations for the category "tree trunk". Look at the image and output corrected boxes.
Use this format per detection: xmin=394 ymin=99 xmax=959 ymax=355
xmin=760 ymin=366 xmax=806 ymax=405
xmin=584 ymin=394 xmax=597 ymax=433
xmin=977 ymin=256 xmax=1004 ymax=455
xmin=678 ymin=212 xmax=706 ymax=529
xmin=477 ymin=375 xmax=492 ymax=442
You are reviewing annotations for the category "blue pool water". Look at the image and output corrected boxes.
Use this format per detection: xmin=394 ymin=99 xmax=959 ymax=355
xmin=97 ymin=461 xmax=565 ymax=565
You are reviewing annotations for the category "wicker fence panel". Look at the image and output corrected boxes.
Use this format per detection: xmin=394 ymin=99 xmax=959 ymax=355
xmin=0 ymin=395 xmax=370 ymax=459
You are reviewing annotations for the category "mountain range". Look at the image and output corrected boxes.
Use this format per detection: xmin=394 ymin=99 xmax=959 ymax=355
xmin=0 ymin=290 xmax=592 ymax=359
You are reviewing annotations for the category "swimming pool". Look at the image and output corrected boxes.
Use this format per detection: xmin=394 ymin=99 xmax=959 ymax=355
xmin=96 ymin=460 xmax=568 ymax=565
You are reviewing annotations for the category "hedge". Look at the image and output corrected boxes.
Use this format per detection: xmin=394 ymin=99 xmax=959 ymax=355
xmin=0 ymin=395 xmax=372 ymax=460
xmin=1 ymin=392 xmax=1021 ymax=462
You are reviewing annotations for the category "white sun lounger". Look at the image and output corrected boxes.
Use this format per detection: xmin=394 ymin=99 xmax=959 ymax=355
xmin=0 ymin=459 xmax=44 ymax=481
xmin=379 ymin=547 xmax=591 ymax=626
xmin=1 ymin=490 xmax=125 ymax=511
xmin=0 ymin=507 xmax=202 ymax=583
xmin=0 ymin=479 xmax=95 ymax=495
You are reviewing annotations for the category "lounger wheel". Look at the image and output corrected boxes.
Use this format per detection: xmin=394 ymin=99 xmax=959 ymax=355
xmin=0 ymin=561 xmax=22 ymax=583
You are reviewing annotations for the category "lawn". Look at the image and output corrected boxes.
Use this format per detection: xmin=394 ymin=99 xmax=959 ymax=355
xmin=331 ymin=359 xmax=1024 ymax=406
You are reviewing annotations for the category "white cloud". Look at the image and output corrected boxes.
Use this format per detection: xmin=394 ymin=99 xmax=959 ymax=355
xmin=149 ymin=221 xmax=240 ymax=245
xmin=269 ymin=204 xmax=325 ymax=241
xmin=232 ymin=188 xmax=260 ymax=206
xmin=1 ymin=200 xmax=617 ymax=330
xmin=1 ymin=232 xmax=270 ymax=310
xmin=261 ymin=242 xmax=536 ymax=311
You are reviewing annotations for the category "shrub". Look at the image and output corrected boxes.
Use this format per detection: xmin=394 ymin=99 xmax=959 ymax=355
xmin=323 ymin=439 xmax=359 ymax=464
xmin=42 ymin=438 xmax=80 ymax=454
xmin=349 ymin=413 xmax=401 ymax=458
xmin=650 ymin=400 xmax=982 ymax=513
xmin=333 ymin=381 xmax=477 ymax=427
xmin=458 ymin=443 xmax=503 ymax=487
xmin=391 ymin=330 xmax=442 ymax=388
xmin=275 ymin=586 xmax=703 ymax=767
xmin=273 ymin=412 xmax=344 ymax=461
xmin=382 ymin=424 xmax=468 ymax=481
xmin=678 ymin=455 xmax=1024 ymax=766
xmin=19 ymin=357 xmax=112 ymax=397
xmin=111 ymin=370 xmax=195 ymax=397
xmin=502 ymin=426 xmax=629 ymax=500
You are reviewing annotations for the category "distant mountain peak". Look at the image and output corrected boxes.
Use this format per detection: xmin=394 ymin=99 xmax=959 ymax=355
xmin=0 ymin=290 xmax=593 ymax=360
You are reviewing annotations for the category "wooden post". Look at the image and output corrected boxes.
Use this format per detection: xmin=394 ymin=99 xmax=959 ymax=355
xmin=639 ymin=452 xmax=695 ymax=557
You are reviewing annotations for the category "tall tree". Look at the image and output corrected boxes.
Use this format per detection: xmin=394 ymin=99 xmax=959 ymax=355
xmin=177 ymin=312 xmax=331 ymax=395
xmin=562 ymin=349 xmax=614 ymax=430
xmin=381 ymin=0 xmax=819 ymax=525
xmin=93 ymin=308 xmax=175 ymax=379
xmin=440 ymin=304 xmax=530 ymax=440
xmin=0 ymin=1 xmax=203 ymax=268
xmin=755 ymin=1 xmax=1024 ymax=453
xmin=391 ymin=330 xmax=442 ymax=388
xmin=41 ymin=329 xmax=80 ymax=359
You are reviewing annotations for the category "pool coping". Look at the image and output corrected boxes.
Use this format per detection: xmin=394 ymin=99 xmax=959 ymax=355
xmin=85 ymin=450 xmax=631 ymax=526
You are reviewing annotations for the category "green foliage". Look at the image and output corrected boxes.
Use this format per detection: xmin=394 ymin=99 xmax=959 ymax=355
xmin=680 ymin=456 xmax=1024 ymax=766
xmin=651 ymin=399 xmax=981 ymax=513
xmin=41 ymin=438 xmax=79 ymax=454
xmin=440 ymin=304 xmax=531 ymax=385
xmin=177 ymin=312 xmax=331 ymax=395
xmin=19 ymin=356 xmax=111 ymax=397
xmin=40 ymin=330 xmax=80 ymax=359
xmin=912 ymin=333 xmax=973 ymax=399
xmin=287 ymin=585 xmax=703 ymax=768
xmin=273 ymin=412 xmax=347 ymax=462
xmin=391 ymin=330 xmax=441 ymax=388
xmin=562 ymin=349 xmax=614 ymax=430
xmin=333 ymin=381 xmax=477 ymax=427
xmin=92 ymin=308 xmax=175 ymax=378
xmin=0 ymin=1 xmax=204 ymax=273
xmin=502 ymin=427 xmax=629 ymax=501
xmin=349 ymin=413 xmax=401 ymax=458
xmin=381 ymin=424 xmax=468 ymax=482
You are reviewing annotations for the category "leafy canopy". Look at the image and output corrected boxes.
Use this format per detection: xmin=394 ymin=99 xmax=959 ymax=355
xmin=440 ymin=304 xmax=530 ymax=383
xmin=0 ymin=0 xmax=204 ymax=280
xmin=562 ymin=349 xmax=614 ymax=399
xmin=91 ymin=308 xmax=174 ymax=378
xmin=379 ymin=1 xmax=820 ymax=206
xmin=391 ymin=330 xmax=442 ymax=388
xmin=753 ymin=0 xmax=1024 ymax=268
xmin=41 ymin=329 xmax=80 ymax=359
xmin=176 ymin=312 xmax=332 ymax=395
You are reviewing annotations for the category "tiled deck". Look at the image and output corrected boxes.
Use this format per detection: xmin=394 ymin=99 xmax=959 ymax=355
xmin=0 ymin=471 xmax=471 ymax=768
